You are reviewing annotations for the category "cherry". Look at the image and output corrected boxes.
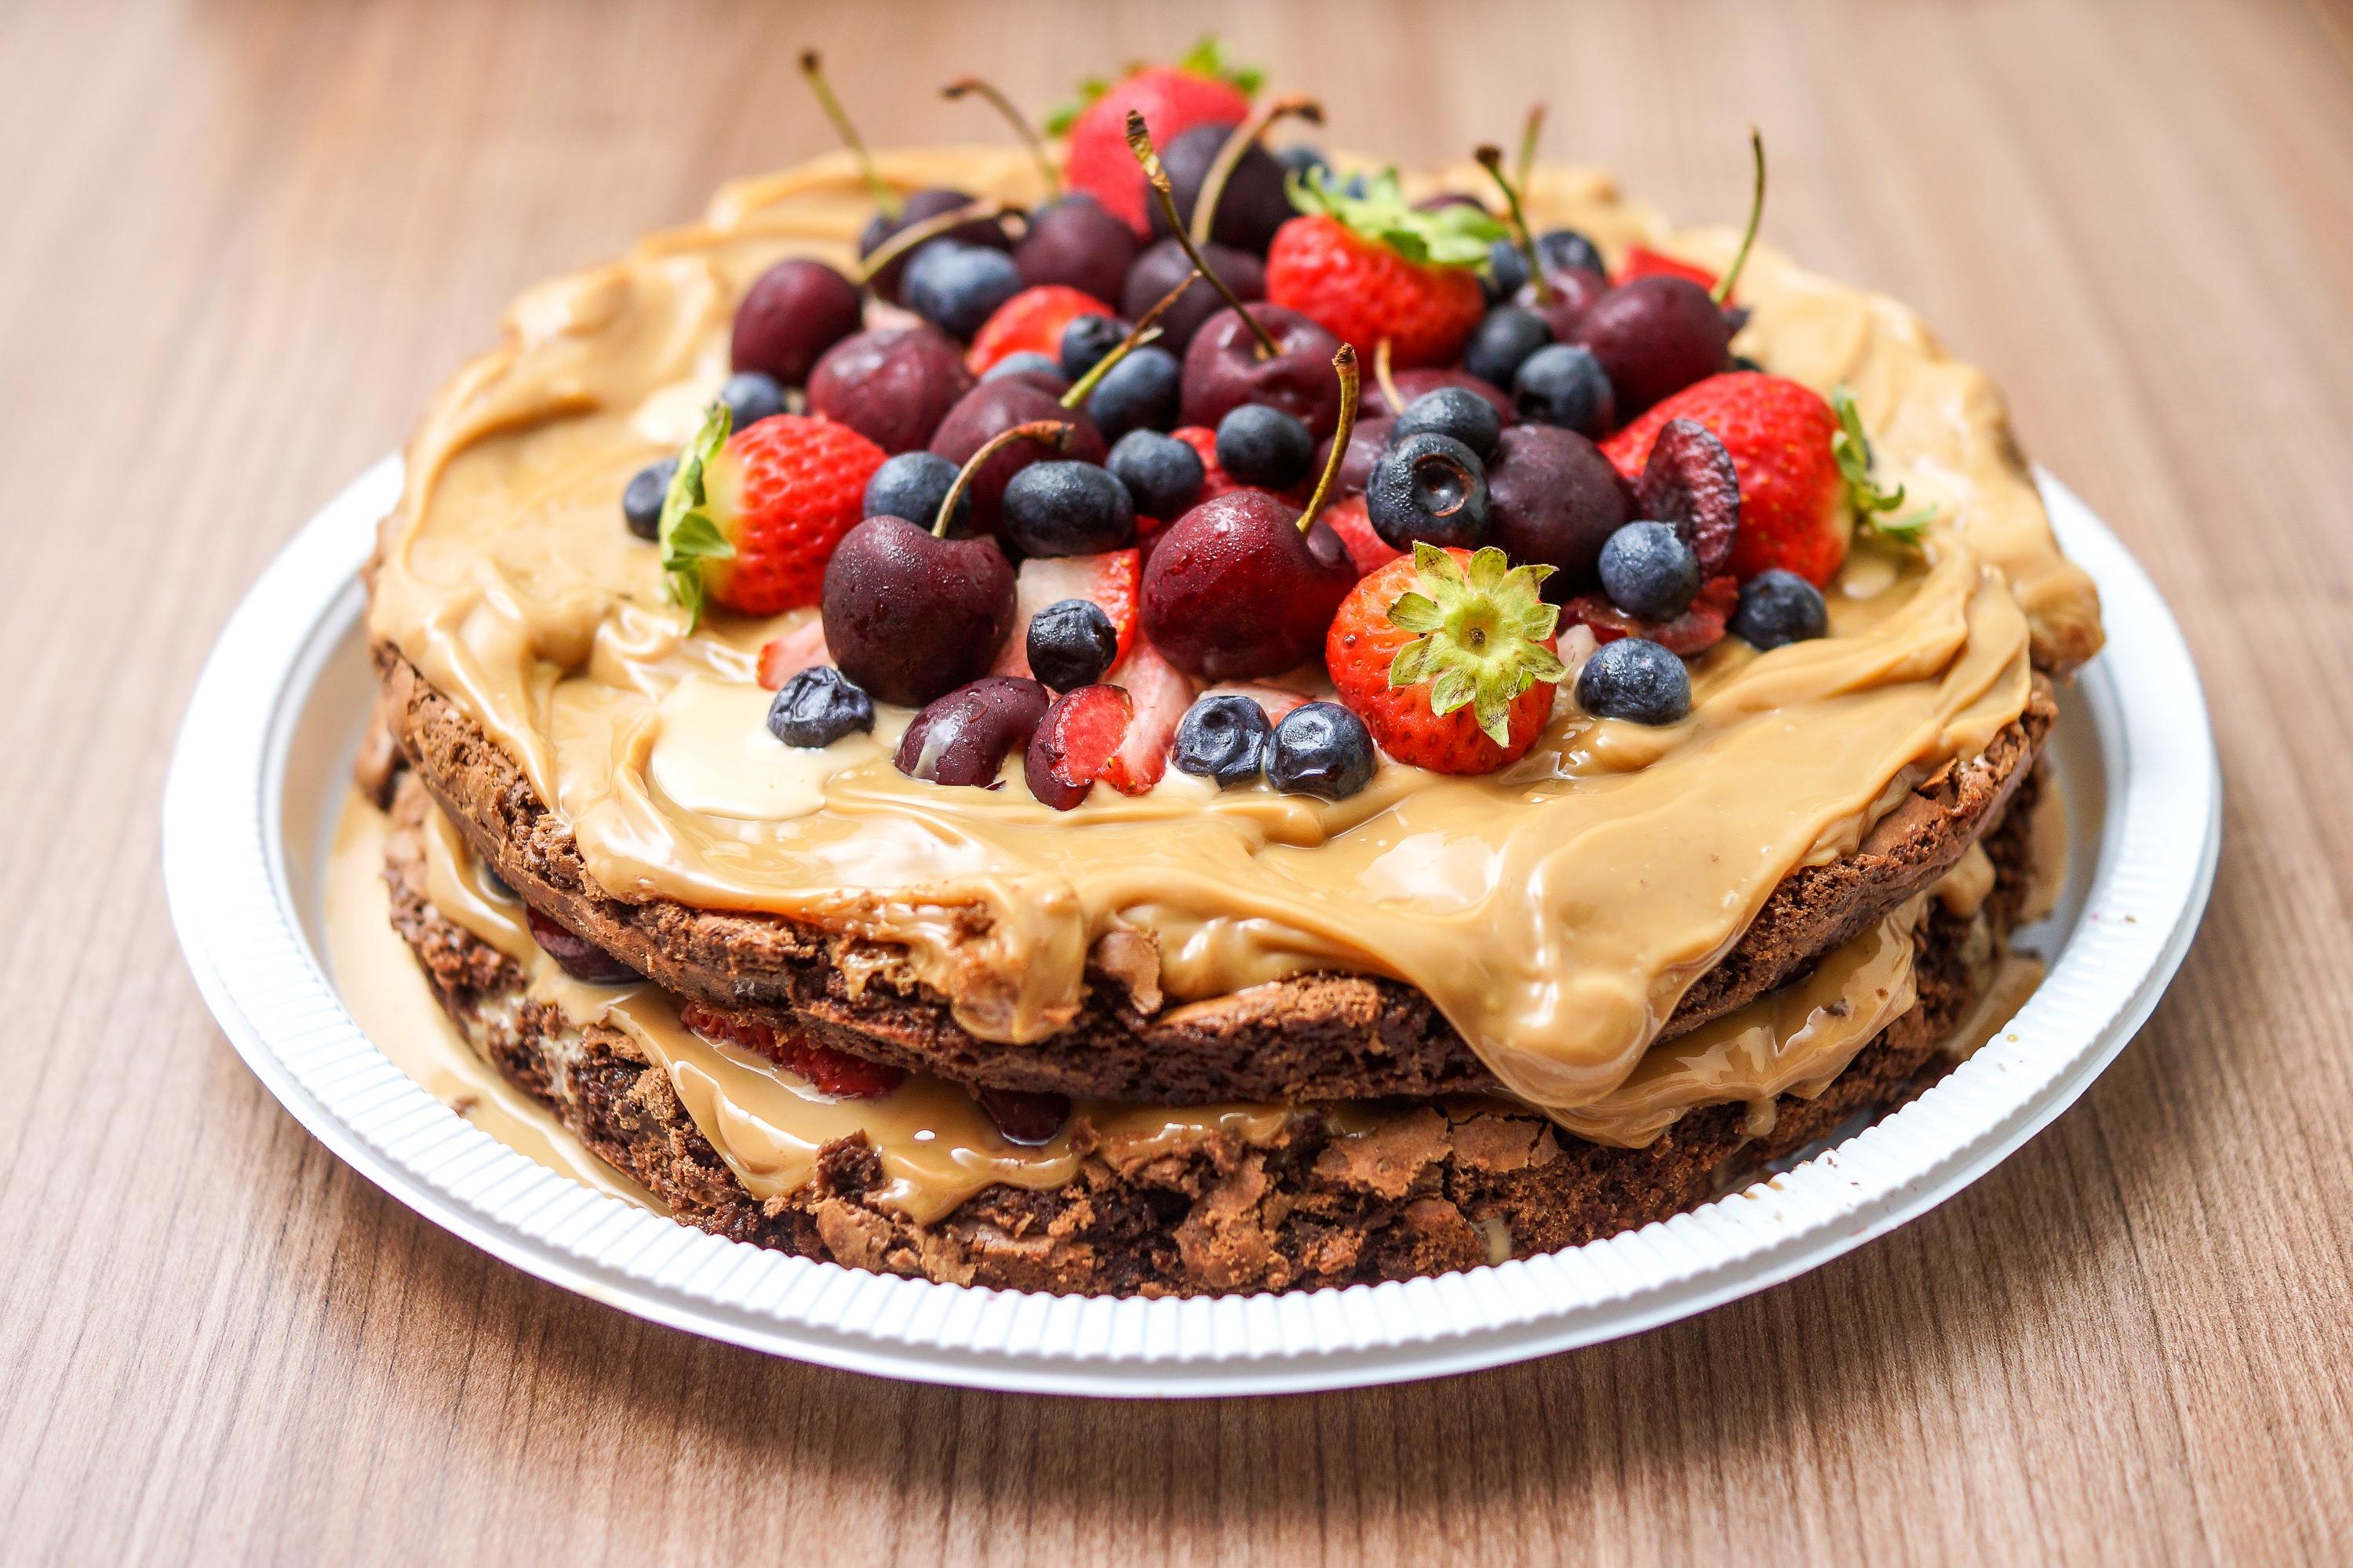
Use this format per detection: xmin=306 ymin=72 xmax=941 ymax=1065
xmin=894 ymin=676 xmax=1051 ymax=787
xmin=1359 ymin=367 xmax=1516 ymax=424
xmin=526 ymin=907 xmax=643 ymax=984
xmin=1634 ymin=417 xmax=1741 ymax=575
xmin=822 ymin=424 xmax=1066 ymax=707
xmin=1017 ymin=194 xmax=1139 ymax=305
xmin=1144 ymin=95 xmax=1323 ymax=256
xmin=731 ymin=259 xmax=864 ymax=387
xmin=1141 ymin=344 xmax=1362 ymax=679
xmin=1121 ymin=238 xmax=1265 ymax=353
xmin=1484 ymin=424 xmax=1631 ymax=593
xmin=1178 ymin=303 xmax=1347 ymax=438
xmin=1517 ymin=264 xmax=1608 ymax=340
xmin=807 ymin=326 xmax=974 ymax=454
xmin=1312 ymin=413 xmax=1393 ymax=497
xmin=928 ymin=380 xmax=1106 ymax=533
xmin=1473 ymin=142 xmax=1607 ymax=340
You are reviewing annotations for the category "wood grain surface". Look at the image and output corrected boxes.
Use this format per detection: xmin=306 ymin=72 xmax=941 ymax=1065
xmin=3 ymin=0 xmax=2350 ymax=1561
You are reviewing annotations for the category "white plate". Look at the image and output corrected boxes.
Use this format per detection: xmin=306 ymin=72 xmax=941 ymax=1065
xmin=163 ymin=457 xmax=2217 ymax=1398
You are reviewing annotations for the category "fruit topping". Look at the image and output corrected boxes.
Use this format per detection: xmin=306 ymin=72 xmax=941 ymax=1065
xmin=1320 ymin=493 xmax=1404 ymax=576
xmin=731 ymin=259 xmax=865 ymax=387
xmin=767 ymin=665 xmax=876 ymax=748
xmin=822 ymin=423 xmax=1061 ymax=706
xmin=1177 ymin=302 xmax=1347 ymax=437
xmin=974 ymin=1086 xmax=1071 ymax=1145
xmin=1265 ymin=167 xmax=1502 ymax=367
xmin=1026 ymin=683 xmax=1132 ymax=809
xmin=1312 ymin=415 xmax=1393 ymax=498
xmin=1366 ymin=431 xmax=1490 ymax=551
xmin=808 ymin=326 xmax=975 ymax=455
xmin=1390 ymin=385 xmax=1501 ymax=461
xmin=903 ymin=240 xmax=1025 ymax=340
xmin=622 ymin=457 xmax=676 ymax=540
xmin=1484 ymin=424 xmax=1630 ymax=591
xmin=1327 ymin=544 xmax=1564 ymax=774
xmin=1266 ymin=701 xmax=1378 ymax=799
xmin=1002 ymin=460 xmax=1137 ymax=557
xmin=1149 ymin=93 xmax=1324 ymax=256
xmin=1077 ymin=344 xmax=1182 ymax=438
xmin=1574 ymin=636 xmax=1692 ymax=726
xmin=1731 ymin=569 xmax=1830 ymax=649
xmin=985 ymin=356 xmax=1067 ymax=390
xmin=526 ymin=906 xmax=644 ymax=985
xmin=718 ymin=369 xmax=786 ymax=432
xmin=1106 ymin=428 xmax=1205 ymax=519
xmin=1059 ymin=313 xmax=1131 ymax=380
xmin=1141 ymin=344 xmax=1362 ymax=678
xmin=680 ymin=1001 xmax=905 ymax=1100
xmin=1121 ymin=235 xmax=1265 ymax=353
xmin=1561 ymin=573 xmax=1738 ymax=657
xmin=1597 ymin=520 xmax=1699 ymax=621
xmin=1512 ymin=342 xmax=1615 ymax=436
xmin=864 ymin=449 xmax=972 ymax=537
xmin=1630 ymin=417 xmax=1741 ymax=575
xmin=1016 ymin=191 xmax=1141 ymax=306
xmin=1356 ymin=366 xmax=1516 ymax=424
xmin=928 ymin=378 xmax=1107 ymax=532
xmin=754 ymin=618 xmax=831 ymax=689
xmin=1025 ymin=598 xmax=1120 ymax=690
xmin=658 ymin=406 xmax=886 ymax=621
xmin=965 ymin=284 xmax=1113 ymax=375
xmin=1052 ymin=38 xmax=1260 ymax=235
xmin=896 ymin=675 xmax=1051 ymax=787
xmin=1616 ymin=246 xmax=1717 ymax=292
xmin=1215 ymin=403 xmax=1315 ymax=489
xmin=993 ymin=548 xmax=1140 ymax=678
xmin=1171 ymin=691 xmax=1275 ymax=786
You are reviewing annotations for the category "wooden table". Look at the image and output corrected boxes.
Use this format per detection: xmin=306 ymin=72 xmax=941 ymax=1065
xmin=5 ymin=0 xmax=2349 ymax=1559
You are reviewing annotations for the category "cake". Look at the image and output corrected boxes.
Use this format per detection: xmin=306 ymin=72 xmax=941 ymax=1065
xmin=351 ymin=47 xmax=2101 ymax=1297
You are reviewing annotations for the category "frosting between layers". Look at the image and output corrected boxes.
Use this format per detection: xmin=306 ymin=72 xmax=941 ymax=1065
xmin=367 ymin=147 xmax=2099 ymax=1116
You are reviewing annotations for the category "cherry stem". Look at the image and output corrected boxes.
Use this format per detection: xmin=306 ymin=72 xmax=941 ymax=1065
xmin=942 ymin=76 xmax=1060 ymax=198
xmin=1126 ymin=110 xmax=1280 ymax=361
xmin=1475 ymin=144 xmax=1549 ymax=305
xmin=1372 ymin=337 xmax=1404 ymax=415
xmin=1188 ymin=93 xmax=1323 ymax=249
xmin=854 ymin=198 xmax=1020 ymax=285
xmin=1514 ymin=103 xmax=1544 ymax=195
xmin=934 ymin=420 xmax=1072 ymax=537
xmin=1296 ymin=344 xmax=1358 ymax=536
xmin=1059 ymin=267 xmax=1197 ymax=409
xmin=799 ymin=50 xmax=899 ymax=219
xmin=1711 ymin=127 xmax=1765 ymax=306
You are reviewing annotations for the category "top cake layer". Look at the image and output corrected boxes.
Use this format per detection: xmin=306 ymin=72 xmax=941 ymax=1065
xmin=366 ymin=146 xmax=2101 ymax=1116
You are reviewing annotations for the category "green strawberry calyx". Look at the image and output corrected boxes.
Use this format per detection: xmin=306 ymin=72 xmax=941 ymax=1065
xmin=658 ymin=402 xmax=736 ymax=627
xmin=1830 ymin=384 xmax=1933 ymax=545
xmin=1386 ymin=544 xmax=1567 ymax=746
xmin=1044 ymin=36 xmax=1262 ymax=136
xmin=1287 ymin=166 xmax=1506 ymax=268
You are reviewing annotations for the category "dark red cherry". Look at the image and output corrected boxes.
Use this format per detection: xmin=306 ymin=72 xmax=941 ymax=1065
xmin=525 ymin=907 xmax=643 ymax=984
xmin=1572 ymin=275 xmax=1733 ymax=417
xmin=860 ymin=187 xmax=1013 ymax=304
xmin=1178 ymin=304 xmax=1346 ymax=438
xmin=1635 ymin=417 xmax=1742 ymax=575
xmin=1359 ymin=368 xmax=1517 ymax=424
xmin=821 ymin=516 xmax=1015 ymax=708
xmin=1517 ymin=264 xmax=1609 ymax=340
xmin=730 ymin=259 xmax=864 ymax=387
xmin=807 ymin=326 xmax=974 ymax=454
xmin=927 ymin=380 xmax=1106 ymax=533
xmin=1016 ymin=192 xmax=1140 ymax=306
xmin=1311 ymin=415 xmax=1393 ymax=497
xmin=1146 ymin=122 xmax=1295 ymax=256
xmin=1485 ymin=424 xmax=1633 ymax=594
xmin=894 ymin=677 xmax=1051 ymax=787
xmin=1140 ymin=489 xmax=1355 ymax=679
xmin=1121 ymin=237 xmax=1265 ymax=354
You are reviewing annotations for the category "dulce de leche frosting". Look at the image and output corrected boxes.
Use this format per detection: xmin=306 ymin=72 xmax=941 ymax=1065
xmin=367 ymin=147 xmax=2102 ymax=1120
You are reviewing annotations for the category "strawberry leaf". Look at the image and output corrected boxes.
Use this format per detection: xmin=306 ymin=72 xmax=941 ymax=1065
xmin=1831 ymin=385 xmax=1937 ymax=549
xmin=1177 ymin=35 xmax=1262 ymax=96
xmin=659 ymin=402 xmax=735 ymax=626
xmin=1288 ymin=166 xmax=1505 ymax=269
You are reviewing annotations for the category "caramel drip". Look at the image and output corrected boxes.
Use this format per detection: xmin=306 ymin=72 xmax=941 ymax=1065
xmin=366 ymin=147 xmax=2099 ymax=1119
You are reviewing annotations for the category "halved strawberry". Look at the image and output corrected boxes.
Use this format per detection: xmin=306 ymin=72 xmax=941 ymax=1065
xmin=678 ymin=1002 xmax=905 ymax=1099
xmin=1562 ymin=573 xmax=1739 ymax=657
xmin=1617 ymin=246 xmax=1720 ymax=294
xmin=1025 ymin=684 xmax=1132 ymax=810
xmin=1320 ymin=493 xmax=1403 ymax=577
xmin=1100 ymin=637 xmax=1193 ymax=791
xmin=662 ymin=408 xmax=886 ymax=620
xmin=964 ymin=285 xmax=1113 ymax=376
xmin=755 ymin=618 xmax=831 ymax=689
xmin=992 ymin=549 xmax=1139 ymax=678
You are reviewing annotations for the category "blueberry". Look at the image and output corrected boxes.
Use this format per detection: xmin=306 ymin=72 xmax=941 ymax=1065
xmin=719 ymin=370 xmax=786 ymax=431
xmin=1172 ymin=693 xmax=1275 ymax=788
xmin=1391 ymin=387 xmax=1501 ymax=462
xmin=1730 ymin=569 xmax=1830 ymax=649
xmin=1575 ymin=637 xmax=1692 ymax=725
xmin=1059 ymin=313 xmax=1129 ymax=380
xmin=1105 ymin=427 xmax=1204 ymax=519
xmin=1484 ymin=238 xmax=1529 ymax=306
xmin=902 ymin=241 xmax=1023 ymax=340
xmin=1463 ymin=305 xmax=1554 ymax=391
xmin=1275 ymin=145 xmax=1331 ymax=183
xmin=767 ymin=665 xmax=876 ymax=748
xmin=1267 ymin=701 xmax=1378 ymax=799
xmin=1535 ymin=228 xmax=1605 ymax=276
xmin=1597 ymin=521 xmax=1700 ymax=620
xmin=865 ymin=449 xmax=971 ymax=534
xmin=1513 ymin=344 xmax=1616 ymax=436
xmin=1365 ymin=432 xmax=1490 ymax=550
xmin=1213 ymin=403 xmax=1316 ymax=490
xmin=1084 ymin=344 xmax=1182 ymax=438
xmin=1000 ymin=460 xmax=1137 ymax=557
xmin=1025 ymin=598 xmax=1119 ymax=690
xmin=622 ymin=457 xmax=677 ymax=540
xmin=984 ymin=351 xmax=1065 ymax=384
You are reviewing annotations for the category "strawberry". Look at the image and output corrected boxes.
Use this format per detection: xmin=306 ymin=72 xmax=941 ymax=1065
xmin=679 ymin=1001 xmax=905 ymax=1099
xmin=965 ymin=285 xmax=1113 ymax=376
xmin=992 ymin=549 xmax=1140 ymax=678
xmin=1320 ymin=494 xmax=1402 ymax=577
xmin=1563 ymin=572 xmax=1739 ymax=657
xmin=1264 ymin=170 xmax=1501 ymax=367
xmin=755 ymin=618 xmax=831 ymax=688
xmin=1023 ymin=638 xmax=1195 ymax=807
xmin=1102 ymin=637 xmax=1193 ymax=791
xmin=1051 ymin=39 xmax=1259 ymax=235
xmin=1326 ymin=544 xmax=1565 ymax=775
xmin=1170 ymin=424 xmax=1240 ymax=500
xmin=660 ymin=406 xmax=885 ymax=620
xmin=1601 ymin=371 xmax=1853 ymax=586
xmin=1617 ymin=245 xmax=1720 ymax=294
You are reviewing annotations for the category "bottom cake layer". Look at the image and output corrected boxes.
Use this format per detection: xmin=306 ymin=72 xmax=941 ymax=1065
xmin=379 ymin=768 xmax=2043 ymax=1298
